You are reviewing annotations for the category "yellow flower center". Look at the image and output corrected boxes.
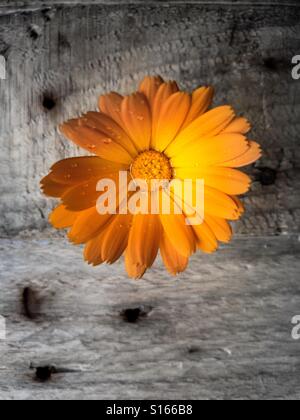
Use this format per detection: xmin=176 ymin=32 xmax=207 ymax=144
xmin=131 ymin=150 xmax=173 ymax=182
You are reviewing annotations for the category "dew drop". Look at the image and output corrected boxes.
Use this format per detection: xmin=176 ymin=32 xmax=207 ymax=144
xmin=103 ymin=138 xmax=112 ymax=145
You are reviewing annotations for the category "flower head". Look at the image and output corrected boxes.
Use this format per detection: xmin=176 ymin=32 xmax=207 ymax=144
xmin=41 ymin=76 xmax=261 ymax=279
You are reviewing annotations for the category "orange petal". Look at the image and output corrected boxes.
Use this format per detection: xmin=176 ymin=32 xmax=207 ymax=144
xmin=204 ymin=215 xmax=232 ymax=243
xmin=204 ymin=186 xmax=242 ymax=220
xmin=49 ymin=157 xmax=126 ymax=185
xmin=40 ymin=175 xmax=71 ymax=197
xmin=60 ymin=120 xmax=133 ymax=165
xmin=222 ymin=117 xmax=251 ymax=134
xmin=182 ymin=86 xmax=214 ymax=129
xmin=98 ymin=92 xmax=124 ymax=128
xmin=220 ymin=141 xmax=262 ymax=168
xmin=192 ymin=221 xmax=218 ymax=253
xmin=160 ymin=212 xmax=196 ymax=258
xmin=100 ymin=214 xmax=132 ymax=263
xmin=121 ymin=93 xmax=152 ymax=152
xmin=138 ymin=76 xmax=164 ymax=109
xmin=62 ymin=170 xmax=125 ymax=212
xmin=230 ymin=196 xmax=245 ymax=216
xmin=171 ymin=133 xmax=249 ymax=168
xmin=153 ymin=92 xmax=191 ymax=152
xmin=160 ymin=234 xmax=189 ymax=275
xmin=61 ymin=177 xmax=100 ymax=211
xmin=84 ymin=230 xmax=106 ymax=266
xmin=49 ymin=205 xmax=79 ymax=229
xmin=166 ymin=105 xmax=235 ymax=157
xmin=68 ymin=206 xmax=112 ymax=244
xmin=175 ymin=167 xmax=251 ymax=195
xmin=126 ymin=214 xmax=161 ymax=269
xmin=81 ymin=112 xmax=138 ymax=157
xmin=151 ymin=81 xmax=179 ymax=148
xmin=125 ymin=250 xmax=147 ymax=280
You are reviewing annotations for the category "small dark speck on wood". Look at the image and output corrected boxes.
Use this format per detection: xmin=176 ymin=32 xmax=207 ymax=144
xmin=121 ymin=306 xmax=153 ymax=323
xmin=256 ymin=167 xmax=277 ymax=186
xmin=42 ymin=8 xmax=55 ymax=22
xmin=42 ymin=96 xmax=56 ymax=111
xmin=263 ymin=57 xmax=290 ymax=73
xmin=188 ymin=346 xmax=201 ymax=354
xmin=34 ymin=366 xmax=57 ymax=382
xmin=229 ymin=22 xmax=238 ymax=46
xmin=28 ymin=25 xmax=40 ymax=41
xmin=22 ymin=287 xmax=40 ymax=320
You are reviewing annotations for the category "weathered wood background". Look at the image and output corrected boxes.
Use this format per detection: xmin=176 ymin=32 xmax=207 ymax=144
xmin=0 ymin=0 xmax=299 ymax=400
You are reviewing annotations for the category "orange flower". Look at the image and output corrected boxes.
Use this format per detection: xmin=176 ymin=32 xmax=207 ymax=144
xmin=41 ymin=76 xmax=261 ymax=279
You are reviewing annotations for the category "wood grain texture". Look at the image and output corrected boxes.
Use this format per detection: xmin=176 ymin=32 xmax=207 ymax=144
xmin=1 ymin=0 xmax=300 ymax=11
xmin=0 ymin=1 xmax=300 ymax=401
xmin=0 ymin=2 xmax=299 ymax=236
xmin=0 ymin=235 xmax=299 ymax=400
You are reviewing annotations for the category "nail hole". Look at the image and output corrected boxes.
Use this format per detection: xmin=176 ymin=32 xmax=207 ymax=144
xmin=263 ymin=57 xmax=278 ymax=71
xmin=188 ymin=346 xmax=201 ymax=354
xmin=42 ymin=9 xmax=54 ymax=22
xmin=263 ymin=57 xmax=289 ymax=72
xmin=28 ymin=25 xmax=40 ymax=41
xmin=256 ymin=167 xmax=277 ymax=186
xmin=121 ymin=305 xmax=153 ymax=323
xmin=42 ymin=96 xmax=56 ymax=111
xmin=35 ymin=366 xmax=56 ymax=382
xmin=22 ymin=287 xmax=40 ymax=320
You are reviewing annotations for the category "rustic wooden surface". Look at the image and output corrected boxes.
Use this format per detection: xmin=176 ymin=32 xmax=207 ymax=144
xmin=0 ymin=235 xmax=299 ymax=400
xmin=0 ymin=0 xmax=299 ymax=400
xmin=0 ymin=0 xmax=299 ymax=235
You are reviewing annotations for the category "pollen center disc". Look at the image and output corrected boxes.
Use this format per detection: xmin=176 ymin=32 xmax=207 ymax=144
xmin=131 ymin=150 xmax=173 ymax=183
